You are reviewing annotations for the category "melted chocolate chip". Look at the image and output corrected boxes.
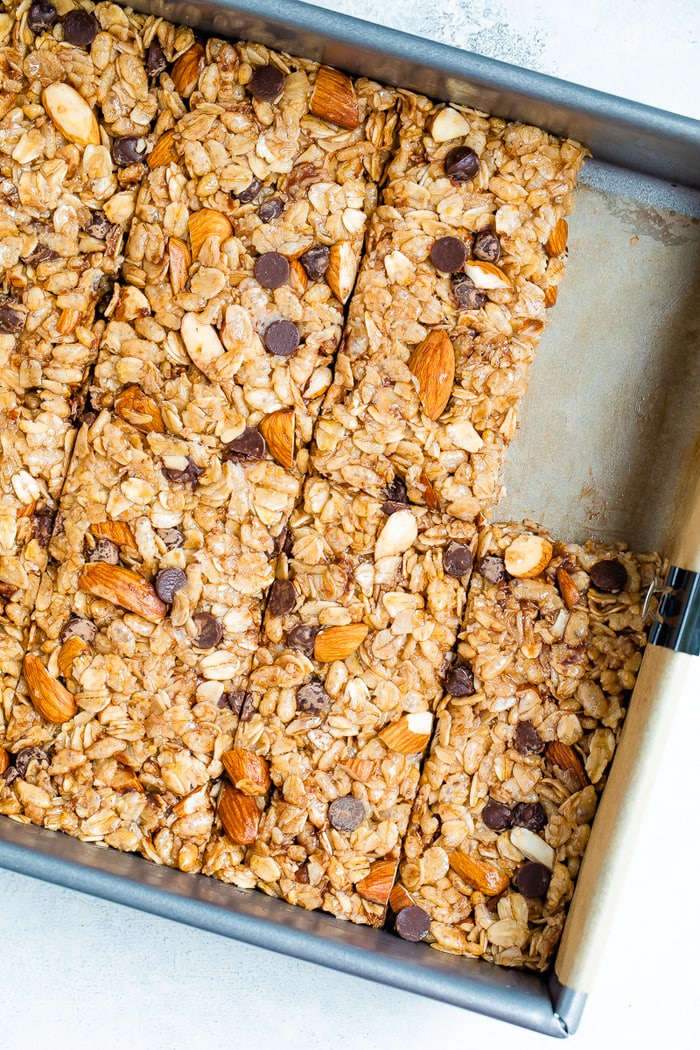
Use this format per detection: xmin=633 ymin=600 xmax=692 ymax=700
xmin=154 ymin=567 xmax=187 ymax=603
xmin=2 ymin=766 xmax=20 ymax=785
xmin=294 ymin=862 xmax=310 ymax=884
xmin=218 ymin=689 xmax=246 ymax=715
xmin=87 ymin=537 xmax=120 ymax=564
xmin=60 ymin=616 xmax=97 ymax=645
xmin=512 ymin=802 xmax=548 ymax=833
xmin=482 ymin=798 xmax=513 ymax=831
xmin=296 ymin=679 xmax=330 ymax=716
xmin=328 ymin=795 xmax=366 ymax=833
xmin=267 ymin=579 xmax=296 ymax=617
xmin=513 ymin=721 xmax=545 ymax=756
xmin=514 ymin=861 xmax=551 ymax=899
xmin=288 ymin=624 xmax=319 ymax=657
xmin=254 ymin=251 xmax=290 ymax=289
xmin=0 ymin=304 xmax=26 ymax=334
xmin=62 ymin=9 xmax=99 ymax=48
xmin=430 ymin=235 xmax=467 ymax=274
xmin=477 ymin=555 xmax=508 ymax=584
xmin=393 ymin=906 xmax=431 ymax=942
xmin=249 ymin=65 xmax=285 ymax=102
xmin=381 ymin=478 xmax=409 ymax=513
xmin=451 ymin=273 xmax=486 ymax=310
xmin=299 ymin=245 xmax=330 ymax=281
xmin=15 ymin=746 xmax=48 ymax=777
xmin=191 ymin=611 xmax=223 ymax=649
xmin=273 ymin=525 xmax=294 ymax=557
xmin=223 ymin=428 xmax=266 ymax=462
xmin=263 ymin=319 xmax=300 ymax=357
xmin=145 ymin=39 xmax=167 ymax=76
xmin=156 ymin=528 xmax=184 ymax=550
xmin=473 ymin=230 xmax=501 ymax=263
xmin=28 ymin=0 xmax=58 ymax=33
xmin=85 ymin=210 xmax=111 ymax=239
xmin=258 ymin=197 xmax=284 ymax=223
xmin=162 ymin=456 xmax=203 ymax=489
xmin=236 ymin=177 xmax=263 ymax=204
xmin=24 ymin=245 xmax=60 ymax=265
xmin=589 ymin=558 xmax=628 ymax=593
xmin=32 ymin=506 xmax=55 ymax=548
xmin=444 ymin=665 xmax=475 ymax=697
xmin=444 ymin=145 xmax=480 ymax=181
xmin=444 ymin=541 xmax=473 ymax=578
xmin=112 ymin=136 xmax=148 ymax=167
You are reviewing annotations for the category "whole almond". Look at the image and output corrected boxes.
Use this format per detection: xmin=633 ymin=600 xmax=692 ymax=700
xmin=114 ymin=385 xmax=165 ymax=435
xmin=409 ymin=330 xmax=455 ymax=420
xmin=90 ymin=520 xmax=137 ymax=549
xmin=546 ymin=740 xmax=590 ymax=789
xmin=222 ymin=749 xmax=271 ymax=796
xmin=188 ymin=209 xmax=232 ymax=259
xmin=171 ymin=42 xmax=205 ymax=97
xmin=147 ymin=129 xmax=179 ymax=169
xmin=42 ymin=83 xmax=99 ymax=146
xmin=314 ymin=623 xmax=369 ymax=662
xmin=504 ymin=534 xmax=553 ymax=578
xmin=57 ymin=636 xmax=91 ymax=679
xmin=218 ymin=782 xmax=260 ymax=844
xmin=556 ymin=567 xmax=580 ymax=608
xmin=340 ymin=757 xmax=375 ymax=783
xmin=449 ymin=851 xmax=509 ymax=896
xmin=23 ymin=653 xmax=77 ymax=724
xmin=259 ymin=408 xmax=295 ymax=470
xmin=546 ymin=218 xmax=568 ymax=257
xmin=464 ymin=260 xmax=512 ymax=289
xmin=168 ymin=237 xmax=191 ymax=294
xmin=379 ymin=711 xmax=433 ymax=755
xmin=79 ymin=564 xmax=167 ymax=622
xmin=326 ymin=241 xmax=357 ymax=303
xmin=310 ymin=66 xmax=359 ymax=130
xmin=356 ymin=858 xmax=398 ymax=905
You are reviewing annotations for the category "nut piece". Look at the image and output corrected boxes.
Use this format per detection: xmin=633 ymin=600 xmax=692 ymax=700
xmin=408 ymin=330 xmax=455 ymax=420
xmin=556 ymin=567 xmax=580 ymax=608
xmin=510 ymin=826 xmax=556 ymax=871
xmin=89 ymin=520 xmax=137 ymax=548
xmin=0 ymin=748 xmax=9 ymax=776
xmin=429 ymin=107 xmax=471 ymax=142
xmin=326 ymin=241 xmax=358 ymax=304
xmin=78 ymin=564 xmax=167 ymax=622
xmin=464 ymin=260 xmax=512 ymax=289
xmin=314 ymin=623 xmax=369 ymax=662
xmin=147 ymin=130 xmax=179 ymax=169
xmin=218 ymin=783 xmax=260 ymax=844
xmin=259 ymin=408 xmax=295 ymax=470
xmin=188 ymin=209 xmax=232 ymax=259
xmin=379 ymin=711 xmax=433 ymax=755
xmin=546 ymin=218 xmax=568 ymax=257
xmin=339 ymin=757 xmax=376 ymax=783
xmin=504 ymin=534 xmax=553 ymax=578
xmin=114 ymin=286 xmax=150 ymax=323
xmin=57 ymin=636 xmax=91 ymax=678
xmin=56 ymin=308 xmax=81 ymax=335
xmin=310 ymin=66 xmax=360 ymax=130
xmin=181 ymin=312 xmax=226 ymax=372
xmin=449 ymin=850 xmax=510 ymax=896
xmin=544 ymin=285 xmax=558 ymax=308
xmin=168 ymin=237 xmax=191 ymax=294
xmin=356 ymin=858 xmax=398 ymax=905
xmin=389 ymin=883 xmax=416 ymax=913
xmin=114 ymin=385 xmax=165 ymax=435
xmin=23 ymin=653 xmax=77 ymax=724
xmin=42 ymin=83 xmax=99 ymax=146
xmin=171 ymin=41 xmax=205 ymax=97
xmin=419 ymin=470 xmax=440 ymax=511
xmin=222 ymin=749 xmax=271 ymax=796
xmin=375 ymin=509 xmax=418 ymax=560
xmin=546 ymin=740 xmax=590 ymax=789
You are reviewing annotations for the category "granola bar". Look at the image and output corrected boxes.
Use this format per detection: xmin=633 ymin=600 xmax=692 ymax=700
xmin=396 ymin=522 xmax=663 ymax=968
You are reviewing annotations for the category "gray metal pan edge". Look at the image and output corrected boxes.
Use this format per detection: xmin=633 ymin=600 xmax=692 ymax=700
xmin=129 ymin=0 xmax=700 ymax=187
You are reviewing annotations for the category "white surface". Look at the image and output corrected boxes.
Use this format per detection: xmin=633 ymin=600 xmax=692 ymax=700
xmin=2 ymin=2 xmax=699 ymax=1047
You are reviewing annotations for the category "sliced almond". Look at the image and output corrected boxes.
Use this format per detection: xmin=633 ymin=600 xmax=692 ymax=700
xmin=504 ymin=534 xmax=553 ymax=578
xmin=546 ymin=740 xmax=590 ymax=790
xmin=218 ymin=783 xmax=260 ymax=844
xmin=544 ymin=285 xmax=558 ymax=308
xmin=42 ymin=83 xmax=99 ymax=147
xmin=56 ymin=308 xmax=81 ymax=335
xmin=188 ymin=208 xmax=232 ymax=260
xmin=356 ymin=858 xmax=398 ymax=905
xmin=449 ymin=850 xmax=509 ymax=896
xmin=310 ymin=66 xmax=359 ymax=130
xmin=171 ymin=41 xmax=205 ymax=97
xmin=510 ymin=826 xmax=556 ymax=871
xmin=114 ymin=384 xmax=165 ymax=435
xmin=259 ymin=408 xmax=295 ymax=471
xmin=78 ymin=564 xmax=167 ymax=623
xmin=168 ymin=237 xmax=191 ymax=294
xmin=340 ymin=757 xmax=376 ymax=783
xmin=556 ymin=567 xmax=580 ymax=609
xmin=89 ymin=520 xmax=137 ymax=549
xmin=546 ymin=218 xmax=568 ymax=257
xmin=222 ymin=749 xmax=271 ymax=796
xmin=375 ymin=509 xmax=418 ymax=560
xmin=408 ymin=330 xmax=455 ymax=420
xmin=180 ymin=313 xmax=226 ymax=372
xmin=0 ymin=747 xmax=9 ymax=776
xmin=147 ymin=129 xmax=179 ymax=169
xmin=464 ymin=260 xmax=512 ymax=290
xmin=23 ymin=653 xmax=77 ymax=724
xmin=314 ymin=623 xmax=369 ymax=662
xmin=114 ymin=285 xmax=150 ymax=323
xmin=419 ymin=470 xmax=440 ymax=511
xmin=429 ymin=106 xmax=471 ymax=142
xmin=326 ymin=241 xmax=357 ymax=304
xmin=379 ymin=711 xmax=433 ymax=755
xmin=57 ymin=636 xmax=91 ymax=679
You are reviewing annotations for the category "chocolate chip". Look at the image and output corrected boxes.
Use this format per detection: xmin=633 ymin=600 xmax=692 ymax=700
xmin=512 ymin=802 xmax=548 ymax=833
xmin=62 ymin=9 xmax=99 ymax=47
xmin=254 ymin=251 xmax=290 ymax=289
xmin=162 ymin=456 xmax=203 ymax=489
xmin=249 ymin=65 xmax=285 ymax=102
xmin=451 ymin=274 xmax=486 ymax=311
xmin=218 ymin=689 xmax=246 ymax=715
xmin=145 ymin=39 xmax=166 ymax=76
xmin=156 ymin=528 xmax=184 ymax=550
xmin=2 ymin=765 xmax=20 ymax=785
xmin=32 ymin=506 xmax=55 ymax=548
xmin=482 ymin=798 xmax=513 ymax=831
xmin=589 ymin=559 xmax=628 ymax=593
xmin=258 ymin=197 xmax=284 ymax=223
xmin=267 ymin=579 xmax=296 ymax=617
xmin=430 ymin=236 xmax=467 ymax=274
xmin=473 ymin=230 xmax=501 ymax=263
xmin=239 ymin=694 xmax=255 ymax=722
xmin=393 ymin=905 xmax=431 ymax=942
xmin=444 ymin=145 xmax=480 ymax=181
xmin=60 ymin=615 xmax=97 ymax=645
xmin=191 ymin=611 xmax=223 ymax=649
xmin=288 ymin=624 xmax=319 ymax=657
xmin=444 ymin=541 xmax=473 ymax=578
xmin=85 ymin=209 xmax=111 ymax=239
xmin=273 ymin=525 xmax=294 ymax=557
xmin=513 ymin=721 xmax=545 ymax=756
xmin=94 ymin=275 xmax=116 ymax=318
xmin=28 ymin=0 xmax=58 ymax=33
xmin=299 ymin=244 xmax=330 ymax=281
xmin=112 ymin=136 xmax=148 ymax=167
xmin=223 ymin=428 xmax=266 ymax=462
xmin=444 ymin=665 xmax=475 ymax=697
xmin=263 ymin=319 xmax=299 ymax=357
xmin=15 ymin=746 xmax=48 ymax=777
xmin=0 ymin=304 xmax=26 ymax=334
xmin=24 ymin=245 xmax=60 ymax=265
xmin=477 ymin=555 xmax=508 ymax=583
xmin=294 ymin=862 xmax=310 ymax=884
xmin=236 ymin=177 xmax=263 ymax=203
xmin=0 ymin=582 xmax=19 ymax=602
xmin=514 ymin=861 xmax=551 ymax=899
xmin=328 ymin=795 xmax=366 ymax=832
xmin=154 ymin=567 xmax=187 ymax=603
xmin=87 ymin=537 xmax=119 ymax=564
xmin=381 ymin=478 xmax=409 ymax=513
xmin=296 ymin=679 xmax=330 ymax=716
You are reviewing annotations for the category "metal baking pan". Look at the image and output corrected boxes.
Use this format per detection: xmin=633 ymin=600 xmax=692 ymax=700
xmin=2 ymin=0 xmax=699 ymax=1037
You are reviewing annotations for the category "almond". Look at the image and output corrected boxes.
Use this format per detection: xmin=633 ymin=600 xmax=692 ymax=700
xmin=408 ymin=330 xmax=455 ymax=420
xmin=114 ymin=384 xmax=165 ymax=435
xmin=23 ymin=653 xmax=77 ymax=724
xmin=429 ymin=107 xmax=470 ymax=142
xmin=222 ymin=749 xmax=271 ymax=796
xmin=180 ymin=312 xmax=226 ymax=372
xmin=556 ymin=567 xmax=580 ymax=609
xmin=57 ymin=636 xmax=91 ymax=679
xmin=113 ymin=768 xmax=144 ymax=793
xmin=546 ymin=218 xmax=568 ymax=257
xmin=218 ymin=782 xmax=260 ymax=844
xmin=188 ymin=208 xmax=232 ymax=260
xmin=114 ymin=285 xmax=150 ymax=323
xmin=464 ymin=260 xmax=512 ymax=290
xmin=326 ymin=241 xmax=357 ymax=304
xmin=147 ymin=129 xmax=179 ymax=169
xmin=510 ymin=826 xmax=555 ymax=871
xmin=420 ymin=470 xmax=440 ymax=511
xmin=168 ymin=237 xmax=191 ymax=294
xmin=544 ymin=285 xmax=558 ymax=308
xmin=389 ymin=883 xmax=416 ymax=913
xmin=171 ymin=41 xmax=205 ymax=97
xmin=449 ymin=850 xmax=509 ymax=896
xmin=379 ymin=711 xmax=433 ymax=755
xmin=78 ymin=564 xmax=167 ymax=622
xmin=89 ymin=520 xmax=137 ymax=549
xmin=504 ymin=534 xmax=553 ymax=578
xmin=42 ymin=83 xmax=99 ymax=147
xmin=545 ymin=740 xmax=590 ymax=789
xmin=259 ymin=408 xmax=295 ymax=471
xmin=356 ymin=858 xmax=398 ymax=905
xmin=287 ymin=258 xmax=308 ymax=295
xmin=340 ymin=757 xmax=376 ymax=783
xmin=0 ymin=747 xmax=9 ymax=776
xmin=310 ymin=66 xmax=359 ymax=130
xmin=56 ymin=308 xmax=81 ymax=335
xmin=375 ymin=508 xmax=418 ymax=559
xmin=314 ymin=623 xmax=369 ymax=662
